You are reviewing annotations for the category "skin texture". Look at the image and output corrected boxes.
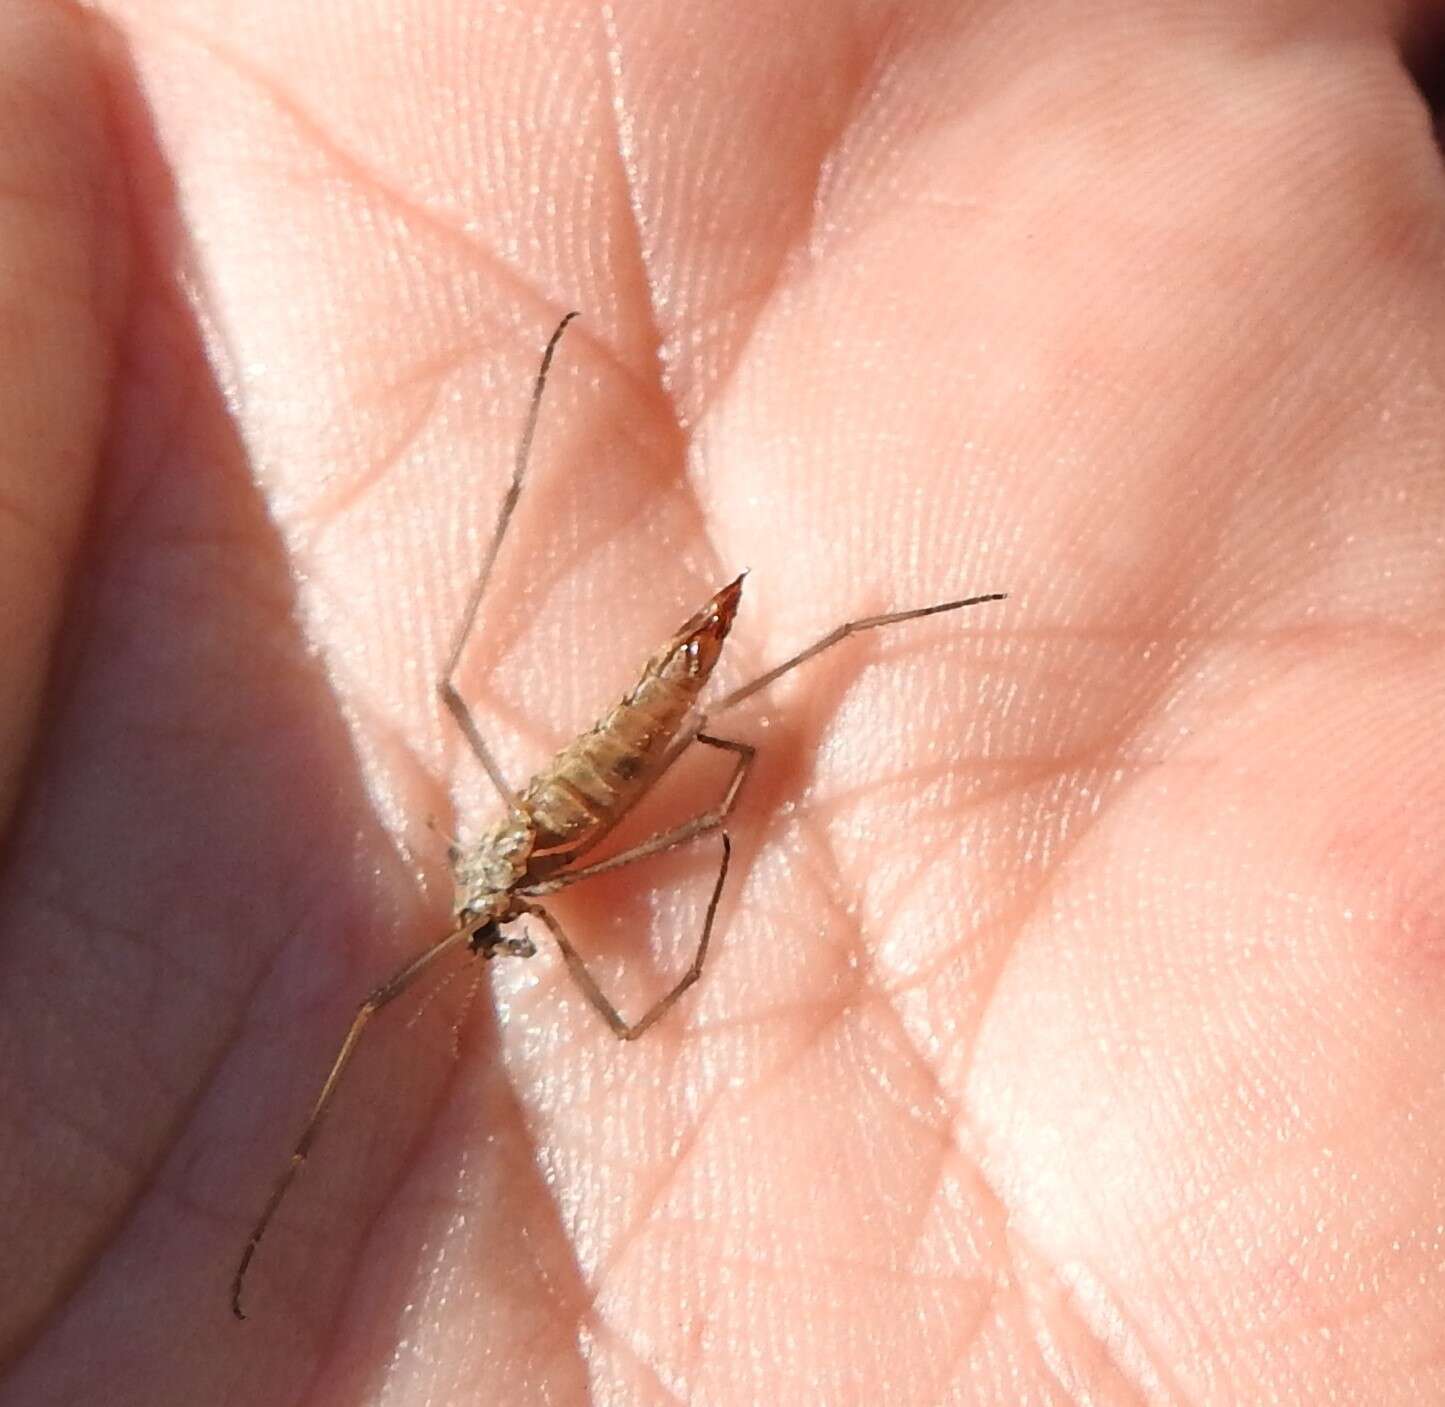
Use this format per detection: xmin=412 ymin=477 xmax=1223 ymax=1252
xmin=3 ymin=0 xmax=1445 ymax=1402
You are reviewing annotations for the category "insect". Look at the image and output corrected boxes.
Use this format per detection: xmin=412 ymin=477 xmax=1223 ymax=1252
xmin=230 ymin=312 xmax=1006 ymax=1318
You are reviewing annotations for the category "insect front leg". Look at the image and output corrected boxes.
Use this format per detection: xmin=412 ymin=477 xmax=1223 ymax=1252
xmin=519 ymin=832 xmax=732 ymax=1041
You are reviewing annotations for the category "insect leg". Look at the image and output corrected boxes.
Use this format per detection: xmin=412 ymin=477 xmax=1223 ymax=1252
xmin=438 ymin=311 xmax=580 ymax=805
xmin=521 ymin=833 xmax=731 ymax=1041
xmin=522 ymin=735 xmax=754 ymax=896
xmin=231 ymin=922 xmax=475 ymax=1320
xmin=709 ymin=590 xmax=1007 ymax=716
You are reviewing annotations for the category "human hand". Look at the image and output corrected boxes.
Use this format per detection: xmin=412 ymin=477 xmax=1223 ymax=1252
xmin=3 ymin=3 xmax=1443 ymax=1402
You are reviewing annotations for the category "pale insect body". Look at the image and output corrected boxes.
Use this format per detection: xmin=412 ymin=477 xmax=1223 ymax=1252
xmin=230 ymin=312 xmax=1005 ymax=1319
xmin=455 ymin=574 xmax=743 ymax=911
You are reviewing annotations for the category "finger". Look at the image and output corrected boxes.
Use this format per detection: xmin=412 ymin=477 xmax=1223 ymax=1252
xmin=0 ymin=4 xmax=127 ymax=826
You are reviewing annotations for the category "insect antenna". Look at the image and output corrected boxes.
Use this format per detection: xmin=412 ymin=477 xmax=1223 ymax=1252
xmin=231 ymin=922 xmax=476 ymax=1319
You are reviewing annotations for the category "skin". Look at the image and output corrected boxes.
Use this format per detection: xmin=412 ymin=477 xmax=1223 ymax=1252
xmin=2 ymin=0 xmax=1444 ymax=1402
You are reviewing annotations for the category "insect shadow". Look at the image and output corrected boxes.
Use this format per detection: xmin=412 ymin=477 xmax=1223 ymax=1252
xmin=231 ymin=312 xmax=1006 ymax=1318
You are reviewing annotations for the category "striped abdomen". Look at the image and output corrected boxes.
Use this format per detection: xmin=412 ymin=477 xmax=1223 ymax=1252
xmin=518 ymin=575 xmax=743 ymax=874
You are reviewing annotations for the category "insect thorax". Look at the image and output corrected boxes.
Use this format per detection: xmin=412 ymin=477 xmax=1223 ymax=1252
xmin=453 ymin=812 xmax=535 ymax=919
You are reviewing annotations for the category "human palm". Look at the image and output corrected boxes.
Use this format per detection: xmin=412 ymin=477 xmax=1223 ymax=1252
xmin=3 ymin=3 xmax=1444 ymax=1403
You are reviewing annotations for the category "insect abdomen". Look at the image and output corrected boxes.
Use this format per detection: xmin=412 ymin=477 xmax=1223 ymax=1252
xmin=520 ymin=575 xmax=744 ymax=864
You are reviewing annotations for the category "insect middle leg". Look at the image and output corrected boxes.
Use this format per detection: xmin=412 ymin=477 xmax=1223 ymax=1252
xmin=520 ymin=833 xmax=732 ymax=1041
xmin=438 ymin=311 xmax=579 ymax=805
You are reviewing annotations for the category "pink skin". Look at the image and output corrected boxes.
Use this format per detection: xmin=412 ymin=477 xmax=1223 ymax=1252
xmin=3 ymin=1 xmax=1445 ymax=1402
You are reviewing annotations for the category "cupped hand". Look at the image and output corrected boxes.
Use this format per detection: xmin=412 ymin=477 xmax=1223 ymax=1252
xmin=3 ymin=2 xmax=1444 ymax=1403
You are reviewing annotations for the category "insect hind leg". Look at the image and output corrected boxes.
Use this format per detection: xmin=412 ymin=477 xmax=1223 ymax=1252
xmin=708 ymin=590 xmax=1007 ymax=716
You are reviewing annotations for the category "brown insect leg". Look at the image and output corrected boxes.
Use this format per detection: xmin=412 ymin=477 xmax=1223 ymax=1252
xmin=522 ymin=734 xmax=754 ymax=896
xmin=231 ymin=922 xmax=475 ymax=1320
xmin=438 ymin=311 xmax=580 ymax=807
xmin=521 ymin=833 xmax=732 ymax=1041
xmin=708 ymin=590 xmax=1007 ymax=716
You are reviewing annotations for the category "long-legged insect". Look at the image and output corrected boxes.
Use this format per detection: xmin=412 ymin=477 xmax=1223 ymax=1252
xmin=230 ymin=312 xmax=1006 ymax=1318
